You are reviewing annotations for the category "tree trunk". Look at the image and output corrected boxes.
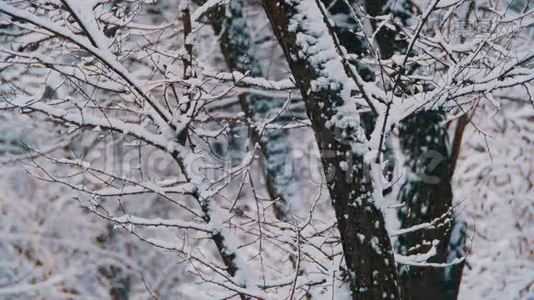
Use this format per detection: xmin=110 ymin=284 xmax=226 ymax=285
xmin=362 ymin=1 xmax=467 ymax=298
xmin=202 ymin=0 xmax=297 ymax=221
xmin=261 ymin=1 xmax=400 ymax=298
xmin=396 ymin=110 xmax=455 ymax=300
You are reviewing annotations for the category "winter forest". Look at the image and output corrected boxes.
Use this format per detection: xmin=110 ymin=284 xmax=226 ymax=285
xmin=0 ymin=0 xmax=532 ymax=299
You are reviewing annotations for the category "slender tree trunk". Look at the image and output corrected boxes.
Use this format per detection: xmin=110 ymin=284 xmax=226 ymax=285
xmin=201 ymin=0 xmax=297 ymax=221
xmin=261 ymin=1 xmax=400 ymax=298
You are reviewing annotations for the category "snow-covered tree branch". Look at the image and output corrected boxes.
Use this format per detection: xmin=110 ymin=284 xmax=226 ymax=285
xmin=0 ymin=0 xmax=532 ymax=299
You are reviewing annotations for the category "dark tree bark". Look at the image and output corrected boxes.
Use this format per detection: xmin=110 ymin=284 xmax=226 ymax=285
xmin=361 ymin=0 xmax=467 ymax=298
xmin=261 ymin=1 xmax=400 ymax=298
xmin=396 ymin=110 xmax=455 ymax=300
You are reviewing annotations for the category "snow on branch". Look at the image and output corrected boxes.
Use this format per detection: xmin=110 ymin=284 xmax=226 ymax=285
xmin=112 ymin=214 xmax=210 ymax=232
xmin=203 ymin=70 xmax=296 ymax=91
xmin=394 ymin=239 xmax=465 ymax=268
xmin=62 ymin=0 xmax=111 ymax=50
xmin=4 ymin=95 xmax=178 ymax=153
xmin=390 ymin=208 xmax=453 ymax=237
xmin=0 ymin=0 xmax=531 ymax=298
xmin=0 ymin=2 xmax=173 ymax=129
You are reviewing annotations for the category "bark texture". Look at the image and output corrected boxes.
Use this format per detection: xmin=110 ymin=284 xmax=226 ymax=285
xmin=262 ymin=1 xmax=400 ymax=298
xmin=396 ymin=110 xmax=455 ymax=300
xmin=361 ymin=0 xmax=467 ymax=298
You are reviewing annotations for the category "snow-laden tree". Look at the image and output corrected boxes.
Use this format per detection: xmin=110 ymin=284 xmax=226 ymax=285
xmin=0 ymin=0 xmax=532 ymax=299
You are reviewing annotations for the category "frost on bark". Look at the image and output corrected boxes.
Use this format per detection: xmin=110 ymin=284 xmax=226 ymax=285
xmin=262 ymin=0 xmax=399 ymax=298
xmin=325 ymin=0 xmax=397 ymax=183
xmin=362 ymin=0 xmax=466 ymax=298
xmin=396 ymin=110 xmax=456 ymax=300
xmin=323 ymin=0 xmax=374 ymax=83
xmin=202 ymin=0 xmax=297 ymax=221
